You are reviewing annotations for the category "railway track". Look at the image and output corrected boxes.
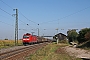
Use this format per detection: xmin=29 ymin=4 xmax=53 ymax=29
xmin=0 ymin=42 xmax=48 ymax=60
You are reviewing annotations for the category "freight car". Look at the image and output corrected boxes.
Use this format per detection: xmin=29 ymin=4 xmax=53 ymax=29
xmin=22 ymin=33 xmax=48 ymax=45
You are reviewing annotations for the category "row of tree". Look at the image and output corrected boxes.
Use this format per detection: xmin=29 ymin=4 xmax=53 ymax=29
xmin=67 ymin=28 xmax=90 ymax=44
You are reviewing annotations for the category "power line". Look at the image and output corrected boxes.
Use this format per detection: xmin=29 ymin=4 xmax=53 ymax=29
xmin=0 ymin=0 xmax=39 ymax=38
xmin=0 ymin=1 xmax=33 ymax=29
xmin=0 ymin=0 xmax=39 ymax=25
xmin=0 ymin=0 xmax=13 ymax=9
xmin=0 ymin=9 xmax=34 ymax=30
xmin=0 ymin=19 xmax=32 ymax=33
xmin=0 ymin=7 xmax=15 ymax=27
xmin=40 ymin=6 xmax=90 ymax=24
xmin=0 ymin=20 xmax=14 ymax=27
xmin=19 ymin=29 xmax=30 ymax=32
xmin=0 ymin=7 xmax=12 ymax=16
xmin=0 ymin=14 xmax=15 ymax=21
xmin=18 ymin=11 xmax=39 ymax=25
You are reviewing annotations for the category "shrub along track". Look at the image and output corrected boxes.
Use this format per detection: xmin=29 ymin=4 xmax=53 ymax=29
xmin=0 ymin=42 xmax=48 ymax=60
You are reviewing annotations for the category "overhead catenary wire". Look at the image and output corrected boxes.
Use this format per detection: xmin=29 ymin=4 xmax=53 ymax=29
xmin=1 ymin=0 xmax=90 ymax=26
xmin=0 ymin=14 xmax=15 ymax=21
xmin=0 ymin=7 xmax=12 ymax=16
xmin=40 ymin=6 xmax=90 ymax=24
xmin=0 ymin=8 xmax=15 ymax=26
xmin=0 ymin=6 xmax=27 ymax=27
xmin=0 ymin=8 xmax=15 ymax=27
xmin=0 ymin=20 xmax=14 ymax=27
xmin=0 ymin=0 xmax=13 ymax=9
xmin=0 ymin=1 xmax=34 ymax=31
xmin=0 ymin=0 xmax=39 ymax=26
xmin=0 ymin=13 xmax=32 ymax=29
xmin=0 ymin=8 xmax=34 ymax=31
xmin=18 ymin=11 xmax=39 ymax=25
xmin=0 ymin=20 xmax=31 ymax=34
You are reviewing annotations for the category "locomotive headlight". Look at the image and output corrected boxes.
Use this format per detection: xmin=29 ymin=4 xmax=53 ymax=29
xmin=27 ymin=39 xmax=29 ymax=40
xmin=23 ymin=39 xmax=25 ymax=40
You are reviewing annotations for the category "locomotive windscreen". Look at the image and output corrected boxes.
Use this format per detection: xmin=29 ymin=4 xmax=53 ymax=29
xmin=23 ymin=36 xmax=29 ymax=38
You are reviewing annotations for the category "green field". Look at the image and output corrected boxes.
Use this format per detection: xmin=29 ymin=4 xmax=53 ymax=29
xmin=26 ymin=43 xmax=81 ymax=60
xmin=0 ymin=40 xmax=22 ymax=49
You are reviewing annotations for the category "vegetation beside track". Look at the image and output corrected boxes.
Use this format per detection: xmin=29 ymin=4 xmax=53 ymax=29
xmin=77 ymin=40 xmax=90 ymax=50
xmin=0 ymin=40 xmax=22 ymax=49
xmin=26 ymin=43 xmax=81 ymax=60
xmin=67 ymin=28 xmax=90 ymax=50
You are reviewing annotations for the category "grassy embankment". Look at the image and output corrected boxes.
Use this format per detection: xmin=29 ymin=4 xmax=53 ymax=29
xmin=26 ymin=42 xmax=81 ymax=60
xmin=0 ymin=40 xmax=22 ymax=49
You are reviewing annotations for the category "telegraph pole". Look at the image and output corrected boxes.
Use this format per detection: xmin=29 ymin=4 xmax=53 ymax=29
xmin=37 ymin=24 xmax=39 ymax=36
xmin=16 ymin=9 xmax=18 ymax=45
xmin=37 ymin=28 xmax=39 ymax=36
xmin=14 ymin=9 xmax=18 ymax=45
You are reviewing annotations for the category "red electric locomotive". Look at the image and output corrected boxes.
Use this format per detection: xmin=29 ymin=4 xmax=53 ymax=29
xmin=22 ymin=33 xmax=37 ymax=45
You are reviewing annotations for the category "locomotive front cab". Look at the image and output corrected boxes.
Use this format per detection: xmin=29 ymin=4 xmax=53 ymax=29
xmin=23 ymin=35 xmax=29 ymax=41
xmin=22 ymin=33 xmax=32 ymax=45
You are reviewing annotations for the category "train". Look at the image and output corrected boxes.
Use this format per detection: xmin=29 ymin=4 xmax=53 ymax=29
xmin=22 ymin=33 xmax=49 ymax=45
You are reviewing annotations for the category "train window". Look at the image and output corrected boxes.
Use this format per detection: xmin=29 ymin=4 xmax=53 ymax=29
xmin=23 ymin=36 xmax=29 ymax=38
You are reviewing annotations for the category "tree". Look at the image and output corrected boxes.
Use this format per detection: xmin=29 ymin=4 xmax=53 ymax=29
xmin=67 ymin=30 xmax=78 ymax=44
xmin=85 ymin=31 xmax=90 ymax=40
xmin=77 ymin=28 xmax=90 ymax=43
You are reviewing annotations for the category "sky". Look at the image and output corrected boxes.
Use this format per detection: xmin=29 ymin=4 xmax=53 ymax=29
xmin=0 ymin=0 xmax=90 ymax=40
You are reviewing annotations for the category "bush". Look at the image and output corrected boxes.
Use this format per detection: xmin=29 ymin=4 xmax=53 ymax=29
xmin=4 ymin=39 xmax=8 ymax=40
xmin=59 ymin=40 xmax=68 ymax=44
xmin=77 ymin=28 xmax=90 ymax=44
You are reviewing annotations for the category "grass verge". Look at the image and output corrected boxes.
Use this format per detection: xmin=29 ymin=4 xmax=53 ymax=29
xmin=26 ymin=43 xmax=81 ymax=60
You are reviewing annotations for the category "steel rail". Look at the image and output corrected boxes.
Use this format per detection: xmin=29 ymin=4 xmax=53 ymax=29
xmin=0 ymin=42 xmax=48 ymax=60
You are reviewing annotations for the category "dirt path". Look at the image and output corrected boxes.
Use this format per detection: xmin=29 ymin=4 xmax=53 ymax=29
xmin=63 ymin=46 xmax=90 ymax=59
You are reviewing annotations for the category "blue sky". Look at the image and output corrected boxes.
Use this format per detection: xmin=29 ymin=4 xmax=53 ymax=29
xmin=0 ymin=0 xmax=90 ymax=39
